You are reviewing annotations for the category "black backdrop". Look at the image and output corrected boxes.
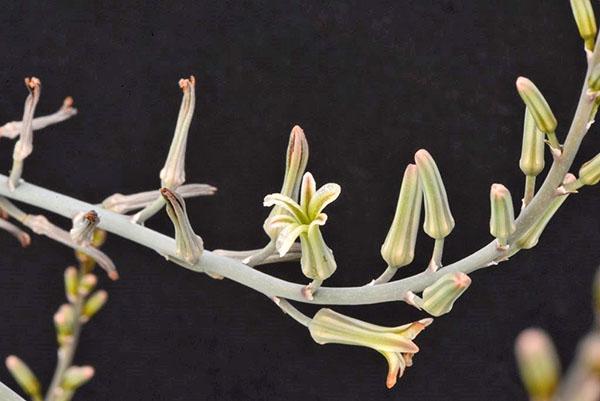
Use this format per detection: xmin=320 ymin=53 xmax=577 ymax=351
xmin=0 ymin=1 xmax=599 ymax=400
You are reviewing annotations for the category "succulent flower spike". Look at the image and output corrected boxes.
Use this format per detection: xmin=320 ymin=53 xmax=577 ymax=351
xmin=414 ymin=150 xmax=454 ymax=240
xmin=515 ymin=328 xmax=560 ymax=400
xmin=23 ymin=214 xmax=118 ymax=280
xmin=160 ymin=187 xmax=204 ymax=265
xmin=5 ymin=355 xmax=42 ymax=401
xmin=264 ymin=125 xmax=309 ymax=241
xmin=579 ymin=153 xmax=600 ymax=186
xmin=160 ymin=76 xmax=196 ymax=189
xmin=61 ymin=366 xmax=95 ymax=390
xmin=489 ymin=184 xmax=516 ymax=248
xmin=70 ymin=210 xmax=100 ymax=246
xmin=570 ymin=0 xmax=598 ymax=51
xmin=8 ymin=77 xmax=42 ymax=191
xmin=264 ymin=172 xmax=340 ymax=298
xmin=516 ymin=77 xmax=561 ymax=151
xmin=419 ymin=272 xmax=471 ymax=317
xmin=102 ymin=183 xmax=217 ymax=214
xmin=380 ymin=164 xmax=422 ymax=269
xmin=0 ymin=96 xmax=77 ymax=140
xmin=520 ymin=108 xmax=546 ymax=206
xmin=308 ymin=308 xmax=432 ymax=389
xmin=516 ymin=174 xmax=577 ymax=250
xmin=0 ymin=217 xmax=30 ymax=247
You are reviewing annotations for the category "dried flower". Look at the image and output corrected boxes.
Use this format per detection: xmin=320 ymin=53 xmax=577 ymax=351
xmin=264 ymin=125 xmax=309 ymax=241
xmin=489 ymin=184 xmax=516 ymax=247
xmin=159 ymin=76 xmax=196 ymax=189
xmin=264 ymin=172 xmax=339 ymax=284
xmin=308 ymin=308 xmax=432 ymax=389
xmin=515 ymin=328 xmax=560 ymax=400
xmin=5 ymin=356 xmax=42 ymax=400
xmin=420 ymin=272 xmax=471 ymax=317
xmin=160 ymin=187 xmax=204 ymax=265
xmin=414 ymin=149 xmax=455 ymax=239
xmin=70 ymin=210 xmax=99 ymax=246
xmin=380 ymin=164 xmax=422 ymax=268
xmin=82 ymin=290 xmax=108 ymax=322
xmin=570 ymin=0 xmax=597 ymax=51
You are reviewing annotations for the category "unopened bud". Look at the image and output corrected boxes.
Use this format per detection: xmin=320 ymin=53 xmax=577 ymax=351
xmin=571 ymin=0 xmax=597 ymax=51
xmin=489 ymin=184 xmax=516 ymax=246
xmin=420 ymin=272 xmax=471 ymax=317
xmin=414 ymin=149 xmax=455 ymax=239
xmin=264 ymin=125 xmax=309 ymax=241
xmin=61 ymin=366 xmax=95 ymax=390
xmin=54 ymin=304 xmax=76 ymax=345
xmin=579 ymin=334 xmax=600 ymax=374
xmin=579 ymin=153 xmax=600 ymax=186
xmin=516 ymin=77 xmax=557 ymax=135
xmin=82 ymin=290 xmax=107 ymax=321
xmin=380 ymin=164 xmax=422 ymax=268
xmin=78 ymin=274 xmax=97 ymax=297
xmin=70 ymin=210 xmax=99 ymax=246
xmin=515 ymin=328 xmax=560 ymax=400
xmin=159 ymin=76 xmax=196 ymax=189
xmin=519 ymin=108 xmax=546 ymax=177
xmin=12 ymin=77 xmax=41 ymax=162
xmin=64 ymin=266 xmax=79 ymax=302
xmin=160 ymin=188 xmax=204 ymax=265
xmin=5 ymin=356 xmax=42 ymax=399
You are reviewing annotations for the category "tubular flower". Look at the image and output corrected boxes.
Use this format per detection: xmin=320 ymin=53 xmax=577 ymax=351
xmin=263 ymin=172 xmax=340 ymax=282
xmin=308 ymin=308 xmax=432 ymax=389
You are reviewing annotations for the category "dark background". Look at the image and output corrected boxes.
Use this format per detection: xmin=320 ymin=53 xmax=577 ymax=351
xmin=0 ymin=1 xmax=598 ymax=400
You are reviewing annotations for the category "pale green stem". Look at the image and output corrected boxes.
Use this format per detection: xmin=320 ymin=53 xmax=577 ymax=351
xmin=523 ymin=175 xmax=536 ymax=208
xmin=371 ymin=265 xmax=397 ymax=285
xmin=428 ymin=239 xmax=445 ymax=271
xmin=244 ymin=241 xmax=276 ymax=267
xmin=8 ymin=160 xmax=23 ymax=191
xmin=546 ymin=131 xmax=561 ymax=150
xmin=274 ymin=298 xmax=311 ymax=327
xmin=131 ymin=196 xmax=165 ymax=224
xmin=0 ymin=380 xmax=26 ymax=401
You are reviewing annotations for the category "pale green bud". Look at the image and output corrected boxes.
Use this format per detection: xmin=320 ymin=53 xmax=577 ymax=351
xmin=64 ymin=266 xmax=79 ymax=302
xmin=516 ymin=174 xmax=576 ymax=249
xmin=414 ymin=149 xmax=454 ymax=239
xmin=77 ymin=274 xmax=97 ymax=297
xmin=380 ymin=164 xmax=422 ymax=268
xmin=308 ymin=308 xmax=432 ymax=389
xmin=82 ymin=290 xmax=108 ymax=321
xmin=160 ymin=187 xmax=203 ymax=265
xmin=5 ymin=355 xmax=42 ymax=399
xmin=264 ymin=125 xmax=309 ymax=240
xmin=420 ymin=272 xmax=471 ymax=317
xmin=61 ymin=366 xmax=95 ymax=390
xmin=54 ymin=304 xmax=76 ymax=345
xmin=515 ymin=328 xmax=560 ymax=400
xmin=579 ymin=153 xmax=600 ymax=186
xmin=571 ymin=0 xmax=597 ymax=51
xmin=159 ymin=76 xmax=196 ymax=189
xmin=516 ymin=77 xmax=557 ymax=135
xmin=489 ymin=184 xmax=516 ymax=246
xmin=519 ymin=108 xmax=545 ymax=177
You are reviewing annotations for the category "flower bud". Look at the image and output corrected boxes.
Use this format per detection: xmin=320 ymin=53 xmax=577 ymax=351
xmin=160 ymin=187 xmax=204 ymax=265
xmin=571 ymin=0 xmax=598 ymax=51
xmin=54 ymin=304 xmax=76 ymax=345
xmin=70 ymin=210 xmax=99 ymax=246
xmin=380 ymin=164 xmax=422 ymax=268
xmin=82 ymin=290 xmax=107 ymax=322
xmin=516 ymin=174 xmax=576 ymax=249
xmin=5 ymin=356 xmax=42 ymax=399
xmin=64 ymin=266 xmax=79 ymax=302
xmin=420 ymin=272 xmax=471 ymax=317
xmin=519 ymin=108 xmax=546 ymax=177
xmin=579 ymin=334 xmax=600 ymax=374
xmin=579 ymin=153 xmax=600 ymax=186
xmin=308 ymin=308 xmax=432 ymax=389
xmin=61 ymin=366 xmax=95 ymax=390
xmin=515 ymin=328 xmax=560 ymax=400
xmin=264 ymin=125 xmax=309 ymax=241
xmin=414 ymin=149 xmax=455 ymax=239
xmin=78 ymin=274 xmax=97 ymax=297
xmin=0 ymin=217 xmax=31 ymax=247
xmin=516 ymin=77 xmax=557 ymax=135
xmin=489 ymin=184 xmax=516 ymax=246
xmin=159 ymin=76 xmax=196 ymax=189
